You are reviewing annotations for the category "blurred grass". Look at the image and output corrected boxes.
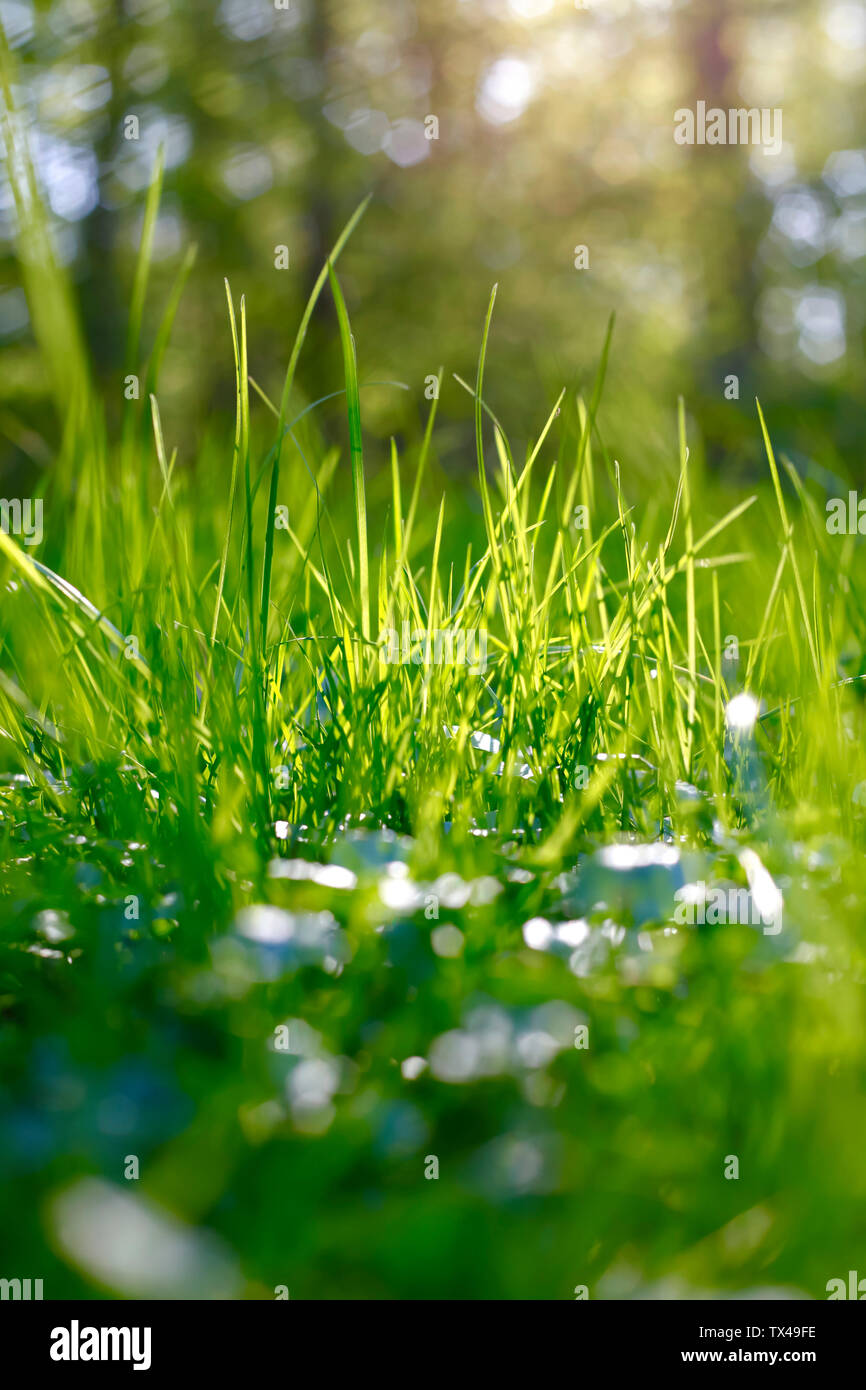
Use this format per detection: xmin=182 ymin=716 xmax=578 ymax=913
xmin=1 ymin=86 xmax=866 ymax=1300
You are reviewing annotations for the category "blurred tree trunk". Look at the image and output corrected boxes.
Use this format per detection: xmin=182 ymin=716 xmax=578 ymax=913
xmin=680 ymin=0 xmax=764 ymax=390
xmin=302 ymin=0 xmax=335 ymax=312
xmin=80 ymin=0 xmax=126 ymax=383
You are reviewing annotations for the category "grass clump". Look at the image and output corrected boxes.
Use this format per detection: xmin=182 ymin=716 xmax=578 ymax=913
xmin=1 ymin=144 xmax=866 ymax=1300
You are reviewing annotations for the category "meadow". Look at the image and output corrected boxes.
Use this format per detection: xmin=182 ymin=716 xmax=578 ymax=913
xmin=1 ymin=110 xmax=865 ymax=1297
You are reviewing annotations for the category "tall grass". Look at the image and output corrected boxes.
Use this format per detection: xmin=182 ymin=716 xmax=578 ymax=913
xmin=0 ymin=123 xmax=865 ymax=868
xmin=3 ymin=60 xmax=866 ymax=1302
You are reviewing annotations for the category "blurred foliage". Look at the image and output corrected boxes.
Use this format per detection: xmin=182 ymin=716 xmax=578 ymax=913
xmin=1 ymin=0 xmax=866 ymax=493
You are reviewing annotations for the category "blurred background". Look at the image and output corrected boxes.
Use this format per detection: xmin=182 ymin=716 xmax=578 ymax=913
xmin=1 ymin=0 xmax=865 ymax=501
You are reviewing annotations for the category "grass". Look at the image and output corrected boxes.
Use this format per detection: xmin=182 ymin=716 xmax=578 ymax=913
xmin=2 ymin=126 xmax=866 ymax=1299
